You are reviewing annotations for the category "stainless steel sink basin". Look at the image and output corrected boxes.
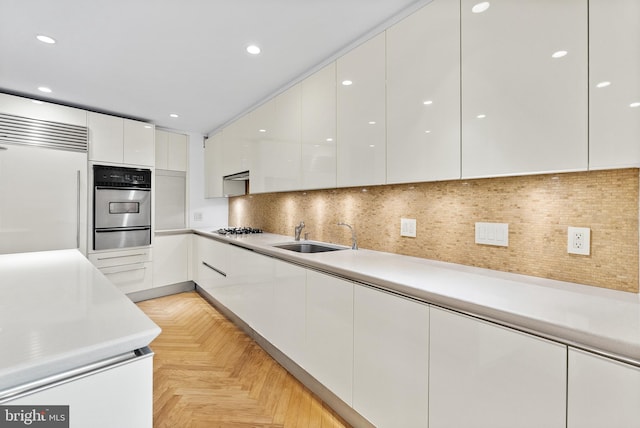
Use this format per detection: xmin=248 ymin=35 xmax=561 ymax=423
xmin=273 ymin=242 xmax=347 ymax=253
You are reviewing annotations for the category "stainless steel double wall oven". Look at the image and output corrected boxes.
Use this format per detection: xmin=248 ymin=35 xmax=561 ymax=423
xmin=93 ymin=165 xmax=151 ymax=250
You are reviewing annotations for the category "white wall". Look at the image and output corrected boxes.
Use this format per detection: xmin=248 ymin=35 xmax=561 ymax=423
xmin=187 ymin=132 xmax=228 ymax=228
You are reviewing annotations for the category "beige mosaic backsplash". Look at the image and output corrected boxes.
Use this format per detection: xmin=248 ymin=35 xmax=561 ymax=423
xmin=229 ymin=169 xmax=639 ymax=293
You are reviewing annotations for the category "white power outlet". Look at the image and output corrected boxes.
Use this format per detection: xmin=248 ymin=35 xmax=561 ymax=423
xmin=567 ymin=226 xmax=590 ymax=255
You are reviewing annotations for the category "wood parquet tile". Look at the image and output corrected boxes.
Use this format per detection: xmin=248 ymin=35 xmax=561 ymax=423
xmin=137 ymin=291 xmax=350 ymax=428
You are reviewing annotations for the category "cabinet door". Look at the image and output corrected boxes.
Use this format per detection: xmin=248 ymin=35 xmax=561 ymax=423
xmin=461 ymin=0 xmax=587 ymax=178
xmin=153 ymin=234 xmax=190 ymax=287
xmin=429 ymin=307 xmax=567 ymax=428
xmin=167 ymin=132 xmax=188 ymax=171
xmin=337 ymin=32 xmax=386 ymax=187
xmin=204 ymin=132 xmax=224 ymax=198
xmin=0 ymin=93 xmax=87 ymax=126
xmin=386 ymin=0 xmax=460 ymax=184
xmin=251 ymin=86 xmax=302 ymax=193
xmin=88 ymin=112 xmax=123 ymax=163
xmin=100 ymin=262 xmax=153 ymax=294
xmin=305 ymin=270 xmax=353 ymax=405
xmin=155 ymin=129 xmax=170 ymax=169
xmin=589 ymin=0 xmax=640 ymax=169
xmin=353 ymin=286 xmax=429 ymax=428
xmin=196 ymin=236 xmax=230 ymax=304
xmin=221 ymin=116 xmax=252 ymax=176
xmin=301 ymin=62 xmax=337 ymax=190
xmin=7 ymin=354 xmax=153 ymax=428
xmin=271 ymin=259 xmax=307 ymax=364
xmin=568 ymin=348 xmax=640 ymax=428
xmin=123 ymin=119 xmax=155 ymax=166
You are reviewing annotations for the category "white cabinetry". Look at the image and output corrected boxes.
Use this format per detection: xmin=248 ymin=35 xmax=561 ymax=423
xmin=353 ymin=286 xmax=429 ymax=428
xmin=194 ymin=235 xmax=230 ymax=299
xmin=588 ymin=0 xmax=640 ymax=169
xmin=6 ymin=354 xmax=153 ymax=428
xmin=221 ymin=115 xmax=252 ymax=176
xmin=88 ymin=112 xmax=154 ymax=166
xmin=386 ymin=0 xmax=460 ymax=184
xmin=568 ymin=348 xmax=640 ymax=428
xmin=461 ymin=0 xmax=588 ymax=178
xmin=301 ymin=62 xmax=337 ymax=190
xmin=155 ymin=129 xmax=188 ymax=171
xmin=88 ymin=248 xmax=153 ymax=294
xmin=0 ymin=93 xmax=87 ymax=126
xmin=153 ymin=234 xmax=190 ymax=287
xmin=204 ymin=131 xmax=225 ymax=198
xmin=270 ymin=259 xmax=307 ymax=363
xmin=305 ymin=270 xmax=354 ymax=405
xmin=337 ymin=33 xmax=386 ymax=187
xmin=429 ymin=307 xmax=567 ymax=428
xmin=251 ymin=85 xmax=302 ymax=193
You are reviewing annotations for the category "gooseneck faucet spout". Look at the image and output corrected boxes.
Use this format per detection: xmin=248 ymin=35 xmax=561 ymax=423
xmin=294 ymin=221 xmax=305 ymax=241
xmin=337 ymin=222 xmax=358 ymax=250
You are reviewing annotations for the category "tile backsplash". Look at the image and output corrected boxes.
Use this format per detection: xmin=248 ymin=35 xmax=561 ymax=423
xmin=229 ymin=169 xmax=639 ymax=293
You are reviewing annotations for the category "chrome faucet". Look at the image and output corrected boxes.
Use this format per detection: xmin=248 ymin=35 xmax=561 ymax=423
xmin=294 ymin=221 xmax=305 ymax=241
xmin=337 ymin=222 xmax=358 ymax=250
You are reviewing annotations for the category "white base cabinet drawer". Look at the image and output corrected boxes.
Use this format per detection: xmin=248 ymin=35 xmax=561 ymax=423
xmin=568 ymin=348 xmax=640 ymax=428
xmin=100 ymin=262 xmax=152 ymax=294
xmin=429 ymin=307 xmax=567 ymax=428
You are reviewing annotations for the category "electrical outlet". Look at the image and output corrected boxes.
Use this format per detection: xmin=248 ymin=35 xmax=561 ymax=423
xmin=567 ymin=226 xmax=590 ymax=255
xmin=475 ymin=222 xmax=509 ymax=247
xmin=193 ymin=212 xmax=203 ymax=222
xmin=400 ymin=218 xmax=417 ymax=237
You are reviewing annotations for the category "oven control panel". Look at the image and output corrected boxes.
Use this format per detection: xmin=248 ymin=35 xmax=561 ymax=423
xmin=93 ymin=165 xmax=151 ymax=188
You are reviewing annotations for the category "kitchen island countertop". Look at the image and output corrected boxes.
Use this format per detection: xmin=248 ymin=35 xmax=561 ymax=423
xmin=195 ymin=228 xmax=640 ymax=365
xmin=0 ymin=249 xmax=161 ymax=394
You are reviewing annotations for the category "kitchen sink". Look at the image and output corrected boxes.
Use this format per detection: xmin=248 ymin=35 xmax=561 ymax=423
xmin=273 ymin=242 xmax=347 ymax=253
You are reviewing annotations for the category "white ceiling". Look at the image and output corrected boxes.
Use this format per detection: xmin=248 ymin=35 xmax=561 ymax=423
xmin=0 ymin=0 xmax=430 ymax=135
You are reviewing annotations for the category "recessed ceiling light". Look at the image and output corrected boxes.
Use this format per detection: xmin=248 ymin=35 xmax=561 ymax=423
xmin=552 ymin=50 xmax=568 ymax=58
xmin=144 ymin=125 xmax=152 ymax=129
xmin=341 ymin=80 xmax=353 ymax=86
xmin=472 ymin=2 xmax=490 ymax=13
xmin=258 ymin=129 xmax=267 ymax=133
xmin=36 ymin=34 xmax=56 ymax=44
xmin=369 ymin=144 xmax=375 ymax=148
xmin=32 ymin=100 xmax=44 ymax=104
xmin=37 ymin=86 xmax=52 ymax=93
xmin=630 ymin=102 xmax=640 ymax=108
xmin=425 ymin=130 xmax=432 ymax=134
xmin=477 ymin=114 xmax=486 ymax=119
xmin=326 ymin=137 xmax=333 ymax=142
xmin=596 ymin=81 xmax=611 ymax=88
xmin=246 ymin=45 xmax=261 ymax=55
xmin=423 ymin=100 xmax=433 ymax=105
xmin=169 ymin=113 xmax=179 ymax=118
xmin=368 ymin=121 xmax=376 ymax=125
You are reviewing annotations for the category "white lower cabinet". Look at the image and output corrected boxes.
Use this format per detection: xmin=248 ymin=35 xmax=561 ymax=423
xmin=353 ymin=286 xmax=429 ymax=428
xmin=194 ymin=236 xmax=231 ymax=305
xmin=153 ymin=234 xmax=191 ymax=287
xmin=429 ymin=307 xmax=567 ymax=428
xmin=270 ymin=259 xmax=307 ymax=364
xmin=88 ymin=248 xmax=153 ymax=294
xmin=305 ymin=270 xmax=354 ymax=405
xmin=567 ymin=348 xmax=640 ymax=428
xmin=6 ymin=354 xmax=153 ymax=428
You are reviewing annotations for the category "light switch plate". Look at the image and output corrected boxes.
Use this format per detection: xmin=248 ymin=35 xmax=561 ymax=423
xmin=568 ymin=226 xmax=590 ymax=255
xmin=400 ymin=218 xmax=417 ymax=237
xmin=475 ymin=222 xmax=509 ymax=247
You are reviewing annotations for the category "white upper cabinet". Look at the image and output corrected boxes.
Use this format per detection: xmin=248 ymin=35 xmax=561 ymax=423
xmin=337 ymin=32 xmax=386 ymax=188
xmin=386 ymin=0 xmax=461 ymax=184
xmin=567 ymin=348 xmax=640 ymax=428
xmin=204 ymin=132 xmax=224 ymax=198
xmin=88 ymin=112 xmax=154 ymax=166
xmin=301 ymin=62 xmax=337 ymax=190
xmin=251 ymin=85 xmax=302 ymax=194
xmin=221 ymin=115 xmax=252 ymax=177
xmin=461 ymin=0 xmax=588 ymax=178
xmin=588 ymin=0 xmax=640 ymax=170
xmin=155 ymin=129 xmax=188 ymax=171
xmin=0 ymin=93 xmax=86 ymax=126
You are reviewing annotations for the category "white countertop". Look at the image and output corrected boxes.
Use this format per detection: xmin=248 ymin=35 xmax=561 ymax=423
xmin=0 ymin=249 xmax=161 ymax=392
xmin=195 ymin=229 xmax=640 ymax=365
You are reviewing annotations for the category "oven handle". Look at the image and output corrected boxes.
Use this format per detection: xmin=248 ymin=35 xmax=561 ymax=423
xmin=95 ymin=186 xmax=151 ymax=191
xmin=76 ymin=170 xmax=81 ymax=249
xmin=95 ymin=226 xmax=151 ymax=233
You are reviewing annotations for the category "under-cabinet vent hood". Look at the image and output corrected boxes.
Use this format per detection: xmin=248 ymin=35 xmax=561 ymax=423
xmin=223 ymin=170 xmax=249 ymax=196
xmin=0 ymin=113 xmax=88 ymax=153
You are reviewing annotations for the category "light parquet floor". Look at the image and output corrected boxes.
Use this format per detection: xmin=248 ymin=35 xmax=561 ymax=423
xmin=137 ymin=291 xmax=351 ymax=428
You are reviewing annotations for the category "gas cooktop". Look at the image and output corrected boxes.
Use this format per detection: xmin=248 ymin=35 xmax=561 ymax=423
xmin=215 ymin=227 xmax=263 ymax=235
